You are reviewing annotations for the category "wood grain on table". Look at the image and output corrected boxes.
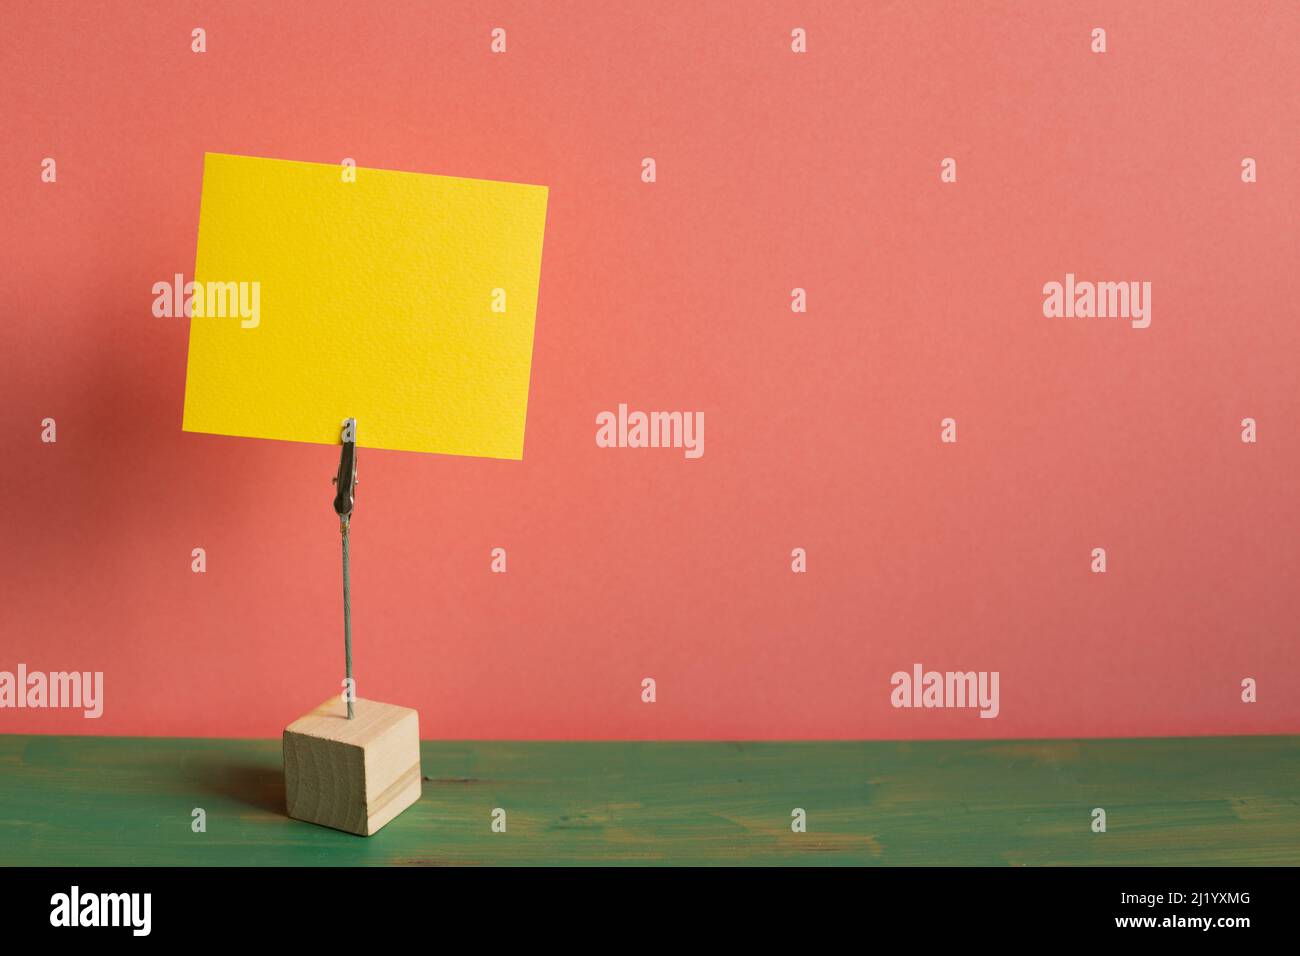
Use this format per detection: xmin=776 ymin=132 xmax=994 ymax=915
xmin=1 ymin=735 xmax=1297 ymax=866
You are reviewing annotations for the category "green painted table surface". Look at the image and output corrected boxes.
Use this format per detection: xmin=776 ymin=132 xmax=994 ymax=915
xmin=2 ymin=735 xmax=1297 ymax=866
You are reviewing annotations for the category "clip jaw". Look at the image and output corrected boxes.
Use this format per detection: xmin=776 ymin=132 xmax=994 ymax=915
xmin=332 ymin=418 xmax=357 ymax=531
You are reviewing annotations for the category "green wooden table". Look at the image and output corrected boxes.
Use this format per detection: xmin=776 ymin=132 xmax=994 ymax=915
xmin=2 ymin=735 xmax=1296 ymax=865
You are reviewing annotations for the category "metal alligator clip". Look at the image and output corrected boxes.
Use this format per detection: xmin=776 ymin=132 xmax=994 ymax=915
xmin=332 ymin=418 xmax=357 ymax=531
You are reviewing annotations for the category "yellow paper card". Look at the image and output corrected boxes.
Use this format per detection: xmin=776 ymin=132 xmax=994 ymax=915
xmin=182 ymin=153 xmax=548 ymax=459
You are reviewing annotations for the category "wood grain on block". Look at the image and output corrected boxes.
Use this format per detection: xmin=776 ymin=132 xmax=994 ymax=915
xmin=283 ymin=696 xmax=421 ymax=836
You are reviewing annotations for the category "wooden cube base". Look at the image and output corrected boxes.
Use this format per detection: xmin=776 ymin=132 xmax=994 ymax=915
xmin=283 ymin=695 xmax=421 ymax=836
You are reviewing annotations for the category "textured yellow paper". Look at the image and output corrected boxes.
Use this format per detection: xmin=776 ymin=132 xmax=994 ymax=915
xmin=182 ymin=153 xmax=548 ymax=459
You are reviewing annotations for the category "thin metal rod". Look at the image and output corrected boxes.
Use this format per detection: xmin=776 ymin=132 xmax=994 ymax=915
xmin=342 ymin=521 xmax=354 ymax=719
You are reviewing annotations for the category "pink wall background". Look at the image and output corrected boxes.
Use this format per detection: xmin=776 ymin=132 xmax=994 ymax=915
xmin=3 ymin=2 xmax=1298 ymax=740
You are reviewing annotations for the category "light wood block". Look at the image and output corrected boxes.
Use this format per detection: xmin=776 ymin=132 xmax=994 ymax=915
xmin=283 ymin=695 xmax=421 ymax=836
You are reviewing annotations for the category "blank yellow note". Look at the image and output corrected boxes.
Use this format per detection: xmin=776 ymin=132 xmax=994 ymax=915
xmin=182 ymin=153 xmax=548 ymax=459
